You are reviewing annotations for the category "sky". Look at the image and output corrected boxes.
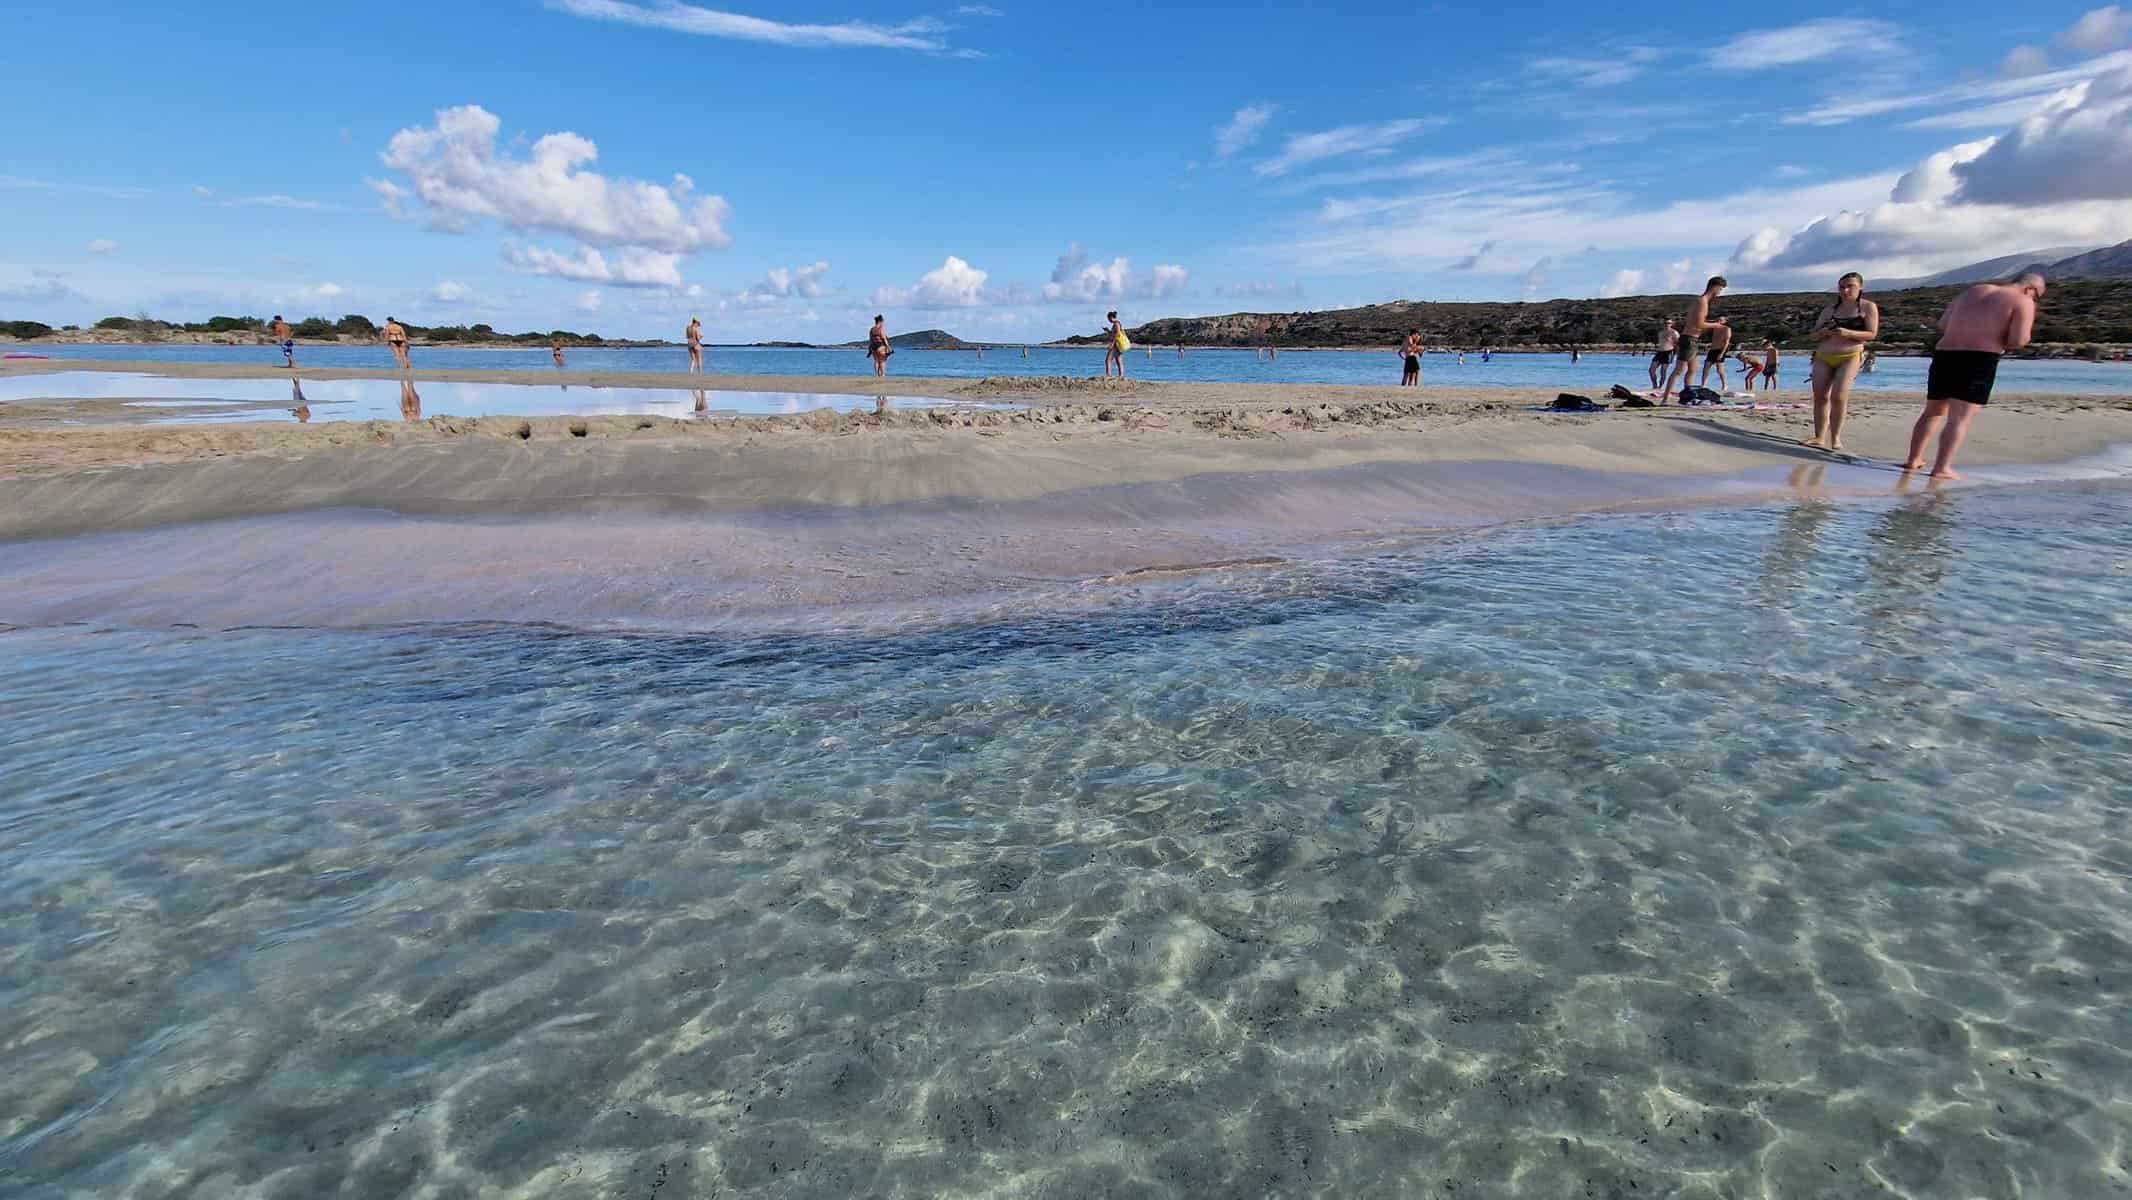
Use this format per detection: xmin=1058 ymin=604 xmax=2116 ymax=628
xmin=5 ymin=2 xmax=2132 ymax=341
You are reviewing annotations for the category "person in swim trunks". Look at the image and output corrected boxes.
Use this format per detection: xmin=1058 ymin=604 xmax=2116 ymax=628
xmin=1904 ymin=274 xmax=2044 ymax=479
xmin=1761 ymin=341 xmax=1779 ymax=390
xmin=382 ymin=317 xmax=411 ymax=369
xmin=1805 ymin=272 xmax=1878 ymax=451
xmin=1649 ymin=319 xmax=1677 ymax=389
xmin=1700 ymin=320 xmax=1736 ymax=391
xmin=1663 ymin=276 xmax=1727 ymax=399
xmin=1401 ymin=329 xmax=1423 ymax=386
xmin=272 ymin=314 xmax=294 ymax=368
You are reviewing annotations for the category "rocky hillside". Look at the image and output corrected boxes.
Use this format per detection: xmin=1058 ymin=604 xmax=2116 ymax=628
xmin=1083 ymin=279 xmax=2132 ymax=351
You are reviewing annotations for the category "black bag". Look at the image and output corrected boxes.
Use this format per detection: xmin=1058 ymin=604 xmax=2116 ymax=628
xmin=1607 ymin=384 xmax=1640 ymax=402
xmin=1551 ymin=393 xmax=1606 ymax=411
xmin=1620 ymin=396 xmax=1656 ymax=409
xmin=1679 ymin=386 xmax=1723 ymax=405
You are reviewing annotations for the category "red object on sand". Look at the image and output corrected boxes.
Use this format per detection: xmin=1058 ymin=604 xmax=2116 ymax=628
xmin=4 ymin=353 xmax=51 ymax=359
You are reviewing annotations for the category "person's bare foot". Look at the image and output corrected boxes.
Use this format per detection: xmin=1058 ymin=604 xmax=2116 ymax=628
xmin=1802 ymin=437 xmax=1828 ymax=449
xmin=1829 ymin=441 xmax=1845 ymax=452
xmin=1899 ymin=460 xmax=1925 ymax=472
xmin=1931 ymin=468 xmax=1965 ymax=481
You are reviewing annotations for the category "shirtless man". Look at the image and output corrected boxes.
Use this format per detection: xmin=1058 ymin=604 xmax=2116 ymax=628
xmin=551 ymin=337 xmax=565 ymax=368
xmin=686 ymin=318 xmax=704 ymax=373
xmin=272 ymin=314 xmax=294 ymax=368
xmin=1400 ymin=329 xmax=1424 ymax=386
xmin=1904 ymin=274 xmax=2044 ymax=479
xmin=382 ymin=317 xmax=410 ymax=369
xmin=1650 ymin=319 xmax=1678 ymax=389
xmin=1699 ymin=319 xmax=1735 ymax=391
xmin=1761 ymin=341 xmax=1779 ymax=390
xmin=1663 ymin=277 xmax=1727 ymax=398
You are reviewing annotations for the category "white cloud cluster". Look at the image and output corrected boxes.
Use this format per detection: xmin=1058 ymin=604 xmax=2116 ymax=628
xmin=381 ymin=106 xmax=730 ymax=253
xmin=1599 ymin=268 xmax=1644 ymax=298
xmin=2066 ymin=5 xmax=2132 ymax=53
xmin=1039 ymin=245 xmax=1189 ymax=302
xmin=433 ymin=280 xmax=470 ymax=302
xmin=86 ymin=239 xmax=119 ymax=254
xmin=1526 ymin=47 xmax=1659 ymax=89
xmin=870 ymin=256 xmax=990 ymax=308
xmin=1254 ymin=119 xmax=1439 ymax=178
xmin=1215 ymin=104 xmax=1275 ymax=156
xmin=504 ymin=243 xmax=685 ymax=288
xmin=747 ymin=261 xmax=830 ymax=300
xmin=548 ymin=0 xmax=970 ymax=54
xmin=1732 ymin=67 xmax=2132 ymax=280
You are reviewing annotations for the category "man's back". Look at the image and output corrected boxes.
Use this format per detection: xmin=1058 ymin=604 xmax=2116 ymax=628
xmin=1939 ymin=283 xmax=2033 ymax=354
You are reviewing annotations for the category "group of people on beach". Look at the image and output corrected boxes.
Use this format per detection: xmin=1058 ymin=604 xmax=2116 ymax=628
xmin=1665 ymin=271 xmax=2045 ymax=478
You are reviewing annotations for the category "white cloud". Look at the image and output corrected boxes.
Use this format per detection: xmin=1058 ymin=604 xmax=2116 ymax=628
xmin=1952 ymin=66 xmax=2132 ymax=203
xmin=1043 ymin=244 xmax=1129 ymax=302
xmin=1707 ymin=18 xmax=1900 ymax=70
xmin=433 ymin=280 xmax=470 ymax=302
xmin=0 ymin=175 xmax=150 ymax=201
xmin=86 ymin=239 xmax=119 ymax=254
xmin=957 ymin=4 xmax=1002 ymax=13
xmin=871 ymin=256 xmax=990 ymax=308
xmin=191 ymin=185 xmax=214 ymax=199
xmin=1254 ymin=119 xmax=1440 ymax=177
xmin=576 ymin=289 xmax=603 ymax=313
xmin=1526 ymin=47 xmax=1661 ymax=88
xmin=547 ymin=0 xmax=966 ymax=53
xmin=1521 ymin=257 xmax=1553 ymax=297
xmin=1660 ymin=258 xmax=1697 ymax=290
xmin=1149 ymin=264 xmax=1189 ymax=298
xmin=747 ymin=260 xmax=830 ymax=300
xmin=504 ymin=243 xmax=685 ymax=288
xmin=1599 ymin=268 xmax=1645 ymax=298
xmin=2003 ymin=45 xmax=2051 ymax=78
xmin=221 ymin=194 xmax=337 ymax=210
xmin=1784 ymin=48 xmax=2132 ymax=125
xmin=2065 ymin=6 xmax=2132 ymax=53
xmin=380 ymin=105 xmax=731 ymax=256
xmin=1215 ymin=104 xmax=1276 ymax=156
xmin=367 ymin=177 xmax=410 ymax=218
xmin=299 ymin=282 xmax=344 ymax=301
xmin=1729 ymin=71 xmax=2132 ymax=282
xmin=1222 ymin=280 xmax=1303 ymax=299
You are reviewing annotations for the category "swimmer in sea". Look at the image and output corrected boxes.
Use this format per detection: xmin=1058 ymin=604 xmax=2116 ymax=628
xmin=1805 ymin=272 xmax=1878 ymax=451
xmin=1903 ymin=274 xmax=2044 ymax=479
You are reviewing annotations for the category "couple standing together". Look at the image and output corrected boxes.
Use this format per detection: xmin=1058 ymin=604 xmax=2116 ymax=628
xmin=1667 ymin=272 xmax=2043 ymax=477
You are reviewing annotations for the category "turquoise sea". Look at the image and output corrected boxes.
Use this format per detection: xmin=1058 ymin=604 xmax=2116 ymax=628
xmin=4 ymin=477 xmax=2131 ymax=1197
xmin=18 ymin=342 xmax=2132 ymax=394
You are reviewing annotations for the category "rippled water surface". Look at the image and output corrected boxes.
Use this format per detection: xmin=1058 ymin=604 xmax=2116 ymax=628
xmin=5 ymin=483 xmax=2132 ymax=1198
xmin=18 ymin=342 xmax=2132 ymax=393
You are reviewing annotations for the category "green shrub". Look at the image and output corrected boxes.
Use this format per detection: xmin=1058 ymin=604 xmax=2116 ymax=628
xmin=3 ymin=320 xmax=53 ymax=338
xmin=293 ymin=317 xmax=335 ymax=338
xmin=94 ymin=316 xmax=137 ymax=330
xmin=335 ymin=314 xmax=378 ymax=337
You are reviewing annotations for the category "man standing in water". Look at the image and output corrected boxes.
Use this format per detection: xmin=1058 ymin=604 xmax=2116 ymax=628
xmin=1400 ymin=329 xmax=1423 ymax=386
xmin=551 ymin=337 xmax=565 ymax=368
xmin=868 ymin=315 xmax=892 ymax=377
xmin=1663 ymin=276 xmax=1727 ymax=398
xmin=1903 ymin=274 xmax=2044 ymax=480
xmin=686 ymin=318 xmax=704 ymax=373
xmin=382 ymin=317 xmax=411 ymax=369
xmin=272 ymin=314 xmax=294 ymax=368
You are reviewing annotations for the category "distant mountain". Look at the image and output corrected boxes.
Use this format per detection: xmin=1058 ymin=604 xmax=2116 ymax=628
xmin=830 ymin=328 xmax=975 ymax=350
xmin=2036 ymin=239 xmax=2132 ymax=281
xmin=1880 ymin=246 xmax=2100 ymax=289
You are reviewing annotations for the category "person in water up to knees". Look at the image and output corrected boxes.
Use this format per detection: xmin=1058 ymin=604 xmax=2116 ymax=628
xmin=1104 ymin=311 xmax=1127 ymax=379
xmin=1650 ymin=319 xmax=1678 ymax=390
xmin=1805 ymin=272 xmax=1879 ymax=451
xmin=686 ymin=318 xmax=704 ymax=373
xmin=1664 ymin=277 xmax=1727 ymax=398
xmin=1904 ymin=274 xmax=2045 ymax=480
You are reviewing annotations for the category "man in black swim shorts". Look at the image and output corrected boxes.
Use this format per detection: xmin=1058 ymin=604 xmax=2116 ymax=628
xmin=1904 ymin=274 xmax=2044 ymax=479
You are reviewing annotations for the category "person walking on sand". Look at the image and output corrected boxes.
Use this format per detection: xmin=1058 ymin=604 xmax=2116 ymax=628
xmin=382 ymin=317 xmax=410 ymax=369
xmin=868 ymin=315 xmax=892 ymax=377
xmin=551 ymin=337 xmax=565 ymax=368
xmin=1663 ymin=276 xmax=1728 ymax=398
xmin=1650 ymin=319 xmax=1678 ymax=390
xmin=1700 ymin=320 xmax=1736 ymax=392
xmin=1400 ymin=329 xmax=1423 ymax=386
xmin=1805 ymin=272 xmax=1878 ymax=451
xmin=1903 ymin=274 xmax=2044 ymax=479
xmin=686 ymin=318 xmax=704 ymax=373
xmin=271 ymin=315 xmax=295 ymax=368
xmin=1103 ymin=312 xmax=1128 ymax=379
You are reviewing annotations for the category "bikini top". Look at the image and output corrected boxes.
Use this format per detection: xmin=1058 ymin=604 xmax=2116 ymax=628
xmin=1831 ymin=307 xmax=1870 ymax=332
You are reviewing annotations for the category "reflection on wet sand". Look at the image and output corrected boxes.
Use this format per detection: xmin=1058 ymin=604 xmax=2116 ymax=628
xmin=693 ymin=388 xmax=707 ymax=415
xmin=290 ymin=379 xmax=310 ymax=424
xmin=399 ymin=379 xmax=421 ymax=422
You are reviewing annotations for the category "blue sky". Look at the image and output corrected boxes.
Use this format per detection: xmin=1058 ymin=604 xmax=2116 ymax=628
xmin=5 ymin=2 xmax=2132 ymax=340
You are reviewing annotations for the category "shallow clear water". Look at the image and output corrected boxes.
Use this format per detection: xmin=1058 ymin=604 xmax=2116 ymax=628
xmin=0 ymin=372 xmax=965 ymax=423
xmin=17 ymin=342 xmax=2132 ymax=394
xmin=5 ymin=483 xmax=2132 ymax=1197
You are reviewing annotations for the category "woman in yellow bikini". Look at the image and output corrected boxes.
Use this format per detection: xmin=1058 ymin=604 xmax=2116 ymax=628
xmin=1806 ymin=272 xmax=1878 ymax=451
